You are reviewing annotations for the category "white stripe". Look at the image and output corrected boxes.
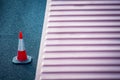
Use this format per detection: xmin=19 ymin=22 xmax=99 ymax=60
xmin=44 ymin=52 xmax=120 ymax=58
xmin=46 ymin=33 xmax=120 ymax=38
xmin=18 ymin=39 xmax=25 ymax=51
xmin=50 ymin=11 xmax=120 ymax=15
xmin=47 ymin=27 xmax=120 ymax=32
xmin=43 ymin=66 xmax=120 ymax=72
xmin=45 ymin=46 xmax=120 ymax=51
xmin=42 ymin=73 xmax=120 ymax=79
xmin=49 ymin=16 xmax=120 ymax=20
xmin=50 ymin=6 xmax=120 ymax=10
xmin=46 ymin=39 xmax=120 ymax=45
xmin=48 ymin=22 xmax=120 ymax=26
xmin=44 ymin=59 xmax=120 ymax=65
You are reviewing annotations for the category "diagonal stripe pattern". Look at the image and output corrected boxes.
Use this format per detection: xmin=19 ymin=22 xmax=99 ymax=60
xmin=35 ymin=0 xmax=120 ymax=80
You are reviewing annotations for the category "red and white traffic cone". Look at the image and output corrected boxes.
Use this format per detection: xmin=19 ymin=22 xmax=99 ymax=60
xmin=12 ymin=31 xmax=32 ymax=64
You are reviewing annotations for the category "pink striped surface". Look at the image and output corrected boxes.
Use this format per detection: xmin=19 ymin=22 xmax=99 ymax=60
xmin=35 ymin=0 xmax=120 ymax=80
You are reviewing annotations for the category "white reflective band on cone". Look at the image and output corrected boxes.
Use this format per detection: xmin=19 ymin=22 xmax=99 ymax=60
xmin=18 ymin=39 xmax=25 ymax=51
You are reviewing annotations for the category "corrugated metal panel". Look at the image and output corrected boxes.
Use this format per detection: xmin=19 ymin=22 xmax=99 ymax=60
xmin=35 ymin=0 xmax=120 ymax=80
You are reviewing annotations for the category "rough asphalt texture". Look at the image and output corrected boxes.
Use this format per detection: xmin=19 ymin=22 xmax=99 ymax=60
xmin=0 ymin=0 xmax=46 ymax=80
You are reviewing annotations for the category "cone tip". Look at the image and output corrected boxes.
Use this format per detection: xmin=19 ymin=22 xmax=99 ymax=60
xmin=19 ymin=31 xmax=23 ymax=39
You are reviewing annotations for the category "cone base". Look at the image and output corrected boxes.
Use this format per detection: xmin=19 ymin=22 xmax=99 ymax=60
xmin=12 ymin=56 xmax=32 ymax=64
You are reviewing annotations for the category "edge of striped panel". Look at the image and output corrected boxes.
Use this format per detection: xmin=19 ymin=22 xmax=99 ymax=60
xmin=35 ymin=0 xmax=50 ymax=80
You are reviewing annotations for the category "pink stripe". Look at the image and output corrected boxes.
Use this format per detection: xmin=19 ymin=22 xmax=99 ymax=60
xmin=50 ymin=9 xmax=120 ymax=12
xmin=42 ymin=71 xmax=120 ymax=74
xmin=44 ymin=57 xmax=120 ymax=60
xmin=45 ymin=50 xmax=120 ymax=53
xmin=47 ymin=38 xmax=120 ymax=40
xmin=44 ymin=52 xmax=120 ymax=54
xmin=51 ymin=4 xmax=120 ymax=6
xmin=43 ymin=64 xmax=120 ymax=67
xmin=46 ymin=44 xmax=120 ymax=46
xmin=52 ymin=0 xmax=119 ymax=1
xmin=49 ymin=20 xmax=120 ymax=22
xmin=47 ymin=32 xmax=120 ymax=34
xmin=48 ymin=25 xmax=120 ymax=28
xmin=42 ymin=78 xmax=120 ymax=80
xmin=48 ymin=31 xmax=120 ymax=33
xmin=50 ymin=14 xmax=120 ymax=17
xmin=41 ymin=79 xmax=120 ymax=80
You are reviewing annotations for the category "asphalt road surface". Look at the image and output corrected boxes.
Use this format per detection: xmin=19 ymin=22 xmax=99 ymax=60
xmin=0 ymin=0 xmax=46 ymax=80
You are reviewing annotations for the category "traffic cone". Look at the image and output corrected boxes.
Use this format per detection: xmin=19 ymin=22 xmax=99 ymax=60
xmin=12 ymin=31 xmax=32 ymax=64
